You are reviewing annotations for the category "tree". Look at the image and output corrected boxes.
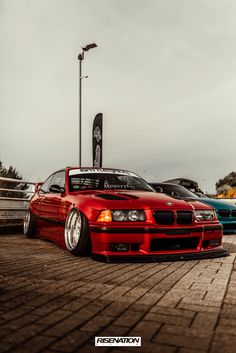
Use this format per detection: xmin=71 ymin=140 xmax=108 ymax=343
xmin=216 ymin=171 xmax=236 ymax=194
xmin=0 ymin=160 xmax=28 ymax=198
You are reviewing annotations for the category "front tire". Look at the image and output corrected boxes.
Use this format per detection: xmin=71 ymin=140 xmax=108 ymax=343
xmin=64 ymin=209 xmax=91 ymax=256
xmin=24 ymin=209 xmax=36 ymax=238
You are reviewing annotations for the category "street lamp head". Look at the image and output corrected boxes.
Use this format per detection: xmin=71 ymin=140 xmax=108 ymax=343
xmin=82 ymin=43 xmax=97 ymax=52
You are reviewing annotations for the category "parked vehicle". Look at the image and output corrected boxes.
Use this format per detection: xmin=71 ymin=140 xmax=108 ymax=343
xmin=24 ymin=167 xmax=227 ymax=262
xmin=163 ymin=178 xmax=204 ymax=193
xmin=150 ymin=182 xmax=236 ymax=234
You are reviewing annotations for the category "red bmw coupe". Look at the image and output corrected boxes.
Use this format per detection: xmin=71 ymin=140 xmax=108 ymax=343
xmin=24 ymin=167 xmax=228 ymax=262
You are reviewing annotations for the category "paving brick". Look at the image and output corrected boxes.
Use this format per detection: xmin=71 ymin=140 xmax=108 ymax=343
xmin=224 ymin=295 xmax=236 ymax=305
xmin=128 ymin=303 xmax=152 ymax=313
xmin=178 ymin=348 xmax=208 ymax=353
xmin=160 ymin=323 xmax=212 ymax=338
xmin=0 ymin=323 xmax=49 ymax=350
xmin=101 ymin=301 xmax=130 ymax=317
xmin=210 ymin=332 xmax=236 ymax=353
xmin=191 ymin=312 xmax=219 ymax=330
xmin=8 ymin=335 xmax=56 ymax=353
xmin=144 ymin=312 xmax=192 ymax=327
xmin=100 ymin=286 xmax=132 ymax=301
xmin=1 ymin=313 xmax=40 ymax=330
xmin=180 ymin=298 xmax=222 ymax=308
xmin=221 ymin=304 xmax=236 ymax=318
xmin=83 ymin=284 xmax=115 ymax=299
xmin=0 ymin=327 xmax=10 ymax=338
xmin=156 ymin=296 xmax=181 ymax=308
xmin=220 ymin=315 xmax=236 ymax=324
xmin=153 ymin=332 xmax=211 ymax=350
xmin=129 ymin=320 xmax=161 ymax=340
xmin=99 ymin=325 xmax=130 ymax=336
xmin=60 ymin=297 xmax=91 ymax=312
xmin=0 ymin=305 xmax=34 ymax=321
xmin=132 ymin=292 xmax=164 ymax=306
xmin=76 ymin=344 xmax=110 ymax=353
xmin=0 ymin=233 xmax=235 ymax=353
xmin=215 ymin=324 xmax=236 ymax=336
xmin=110 ymin=342 xmax=176 ymax=353
xmin=150 ymin=306 xmax=196 ymax=319
xmin=36 ymin=309 xmax=72 ymax=325
xmin=177 ymin=302 xmax=221 ymax=313
xmin=113 ymin=310 xmax=145 ymax=327
xmin=49 ymin=330 xmax=92 ymax=352
xmin=43 ymin=318 xmax=80 ymax=338
xmin=80 ymin=315 xmax=114 ymax=332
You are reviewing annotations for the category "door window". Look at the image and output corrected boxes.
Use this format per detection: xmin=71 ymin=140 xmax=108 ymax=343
xmin=48 ymin=171 xmax=65 ymax=192
xmin=40 ymin=175 xmax=54 ymax=194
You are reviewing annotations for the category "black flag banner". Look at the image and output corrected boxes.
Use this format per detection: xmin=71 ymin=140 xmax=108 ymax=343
xmin=92 ymin=113 xmax=103 ymax=167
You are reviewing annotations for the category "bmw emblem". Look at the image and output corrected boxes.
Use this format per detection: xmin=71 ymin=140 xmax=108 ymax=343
xmin=166 ymin=202 xmax=173 ymax=206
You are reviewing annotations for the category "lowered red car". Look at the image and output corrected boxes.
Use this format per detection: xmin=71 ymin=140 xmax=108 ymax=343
xmin=24 ymin=167 xmax=228 ymax=262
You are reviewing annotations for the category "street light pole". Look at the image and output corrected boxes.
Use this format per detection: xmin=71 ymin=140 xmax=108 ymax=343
xmin=78 ymin=43 xmax=97 ymax=167
xmin=78 ymin=52 xmax=83 ymax=168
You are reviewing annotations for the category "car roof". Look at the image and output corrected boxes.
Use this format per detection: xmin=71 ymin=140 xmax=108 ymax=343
xmin=164 ymin=178 xmax=198 ymax=186
xmin=150 ymin=182 xmax=183 ymax=187
xmin=66 ymin=167 xmax=138 ymax=174
xmin=50 ymin=167 xmax=134 ymax=173
xmin=66 ymin=166 xmax=129 ymax=171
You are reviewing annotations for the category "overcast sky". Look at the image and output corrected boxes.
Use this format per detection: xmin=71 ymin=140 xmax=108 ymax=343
xmin=1 ymin=0 xmax=236 ymax=192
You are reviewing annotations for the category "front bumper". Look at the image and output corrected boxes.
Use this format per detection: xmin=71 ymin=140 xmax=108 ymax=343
xmin=90 ymin=224 xmax=227 ymax=262
xmin=92 ymin=248 xmax=229 ymax=263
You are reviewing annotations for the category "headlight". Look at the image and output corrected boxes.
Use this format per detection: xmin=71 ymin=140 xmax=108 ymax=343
xmin=127 ymin=210 xmax=142 ymax=221
xmin=112 ymin=210 xmax=126 ymax=221
xmin=112 ymin=210 xmax=145 ymax=222
xmin=195 ymin=210 xmax=215 ymax=221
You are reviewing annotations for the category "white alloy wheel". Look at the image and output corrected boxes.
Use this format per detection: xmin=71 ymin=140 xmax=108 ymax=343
xmin=65 ymin=209 xmax=82 ymax=250
xmin=24 ymin=210 xmax=31 ymax=235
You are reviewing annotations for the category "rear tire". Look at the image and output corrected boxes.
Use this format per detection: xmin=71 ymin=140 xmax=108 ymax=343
xmin=64 ymin=208 xmax=91 ymax=256
xmin=24 ymin=210 xmax=36 ymax=238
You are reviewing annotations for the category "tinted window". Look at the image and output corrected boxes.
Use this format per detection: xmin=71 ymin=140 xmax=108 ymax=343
xmin=160 ymin=184 xmax=198 ymax=198
xmin=40 ymin=175 xmax=54 ymax=193
xmin=48 ymin=171 xmax=65 ymax=192
xmin=40 ymin=171 xmax=65 ymax=194
xmin=69 ymin=173 xmax=154 ymax=192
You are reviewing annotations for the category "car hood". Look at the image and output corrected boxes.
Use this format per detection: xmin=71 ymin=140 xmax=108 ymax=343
xmin=74 ymin=190 xmax=213 ymax=211
xmin=198 ymin=197 xmax=236 ymax=210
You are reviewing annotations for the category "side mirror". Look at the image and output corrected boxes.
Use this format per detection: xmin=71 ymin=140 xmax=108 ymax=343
xmin=49 ymin=184 xmax=64 ymax=193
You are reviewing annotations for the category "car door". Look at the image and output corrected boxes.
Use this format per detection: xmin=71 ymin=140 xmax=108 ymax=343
xmin=33 ymin=174 xmax=54 ymax=230
xmin=38 ymin=171 xmax=65 ymax=239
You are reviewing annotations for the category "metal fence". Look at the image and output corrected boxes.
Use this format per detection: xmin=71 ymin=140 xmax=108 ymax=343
xmin=0 ymin=177 xmax=35 ymax=226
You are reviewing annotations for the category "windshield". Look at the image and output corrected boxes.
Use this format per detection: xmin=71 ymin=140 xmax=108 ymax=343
xmin=69 ymin=173 xmax=154 ymax=192
xmin=159 ymin=184 xmax=199 ymax=198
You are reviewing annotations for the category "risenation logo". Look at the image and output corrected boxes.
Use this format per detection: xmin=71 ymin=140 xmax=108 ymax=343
xmin=95 ymin=336 xmax=141 ymax=347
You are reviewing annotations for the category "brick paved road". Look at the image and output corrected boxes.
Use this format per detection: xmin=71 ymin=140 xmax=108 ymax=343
xmin=0 ymin=234 xmax=236 ymax=353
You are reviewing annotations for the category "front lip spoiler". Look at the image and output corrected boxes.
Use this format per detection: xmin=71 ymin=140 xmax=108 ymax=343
xmin=92 ymin=249 xmax=229 ymax=263
xmin=90 ymin=225 xmax=222 ymax=234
